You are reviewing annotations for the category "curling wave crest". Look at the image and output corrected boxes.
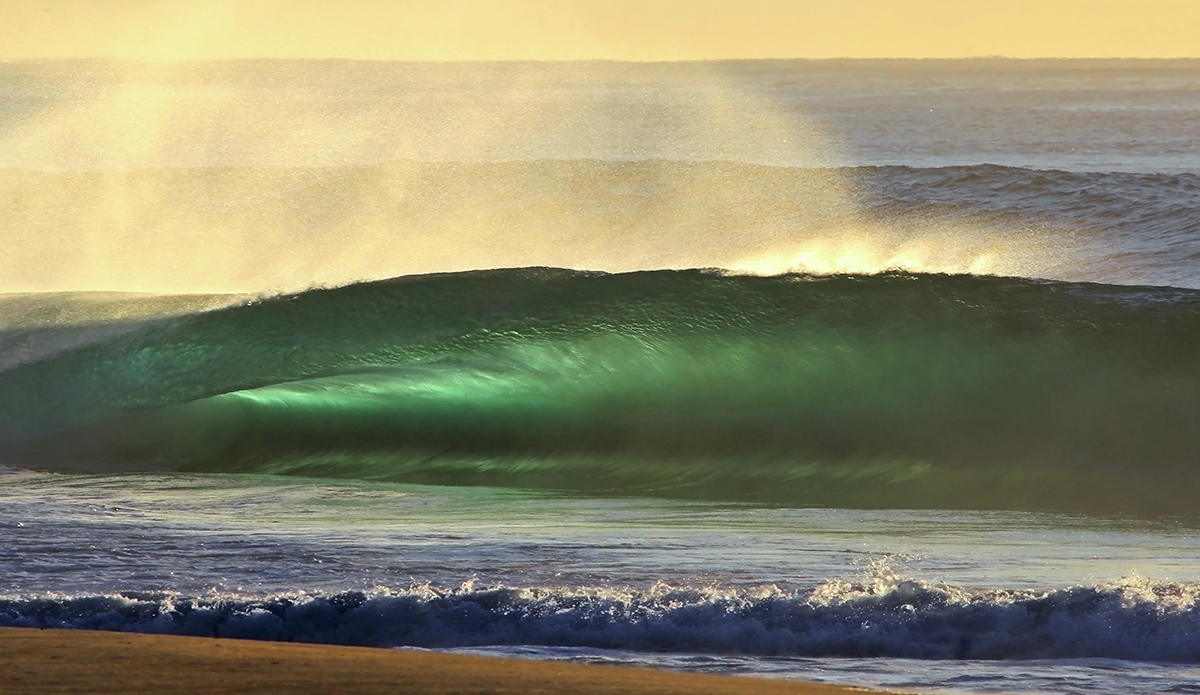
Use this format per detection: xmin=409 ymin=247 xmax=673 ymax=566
xmin=2 ymin=268 xmax=1200 ymax=515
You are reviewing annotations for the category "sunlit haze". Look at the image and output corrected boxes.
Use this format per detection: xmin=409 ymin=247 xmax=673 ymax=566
xmin=3 ymin=0 xmax=1199 ymax=61
xmin=1 ymin=2 xmax=1197 ymax=293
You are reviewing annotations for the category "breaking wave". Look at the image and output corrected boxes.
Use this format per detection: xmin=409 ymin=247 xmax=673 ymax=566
xmin=2 ymin=268 xmax=1199 ymax=515
xmin=4 ymin=575 xmax=1199 ymax=662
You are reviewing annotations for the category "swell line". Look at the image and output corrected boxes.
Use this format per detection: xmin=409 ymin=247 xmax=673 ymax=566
xmin=2 ymin=269 xmax=1199 ymax=515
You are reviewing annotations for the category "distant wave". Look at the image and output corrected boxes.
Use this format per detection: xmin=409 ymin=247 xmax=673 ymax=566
xmin=2 ymin=268 xmax=1199 ymax=515
xmin=851 ymin=164 xmax=1200 ymax=289
xmin=4 ymin=160 xmax=1200 ymax=292
xmin=4 ymin=575 xmax=1199 ymax=662
xmin=858 ymin=164 xmax=1200 ymax=234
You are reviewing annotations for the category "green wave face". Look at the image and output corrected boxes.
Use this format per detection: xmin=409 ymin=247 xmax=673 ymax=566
xmin=3 ymin=269 xmax=1200 ymax=516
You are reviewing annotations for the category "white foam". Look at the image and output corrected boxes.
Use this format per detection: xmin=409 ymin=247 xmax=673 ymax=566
xmin=3 ymin=575 xmax=1199 ymax=662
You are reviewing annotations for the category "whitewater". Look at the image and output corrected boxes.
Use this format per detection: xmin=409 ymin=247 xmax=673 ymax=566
xmin=2 ymin=59 xmax=1200 ymax=694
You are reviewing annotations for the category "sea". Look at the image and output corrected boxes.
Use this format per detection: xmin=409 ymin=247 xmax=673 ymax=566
xmin=1 ymin=59 xmax=1200 ymax=694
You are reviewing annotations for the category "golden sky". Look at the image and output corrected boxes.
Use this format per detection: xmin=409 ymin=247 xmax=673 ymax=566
xmin=3 ymin=0 xmax=1199 ymax=61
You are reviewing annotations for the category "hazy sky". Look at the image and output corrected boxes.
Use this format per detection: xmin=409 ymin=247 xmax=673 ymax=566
xmin=3 ymin=0 xmax=1199 ymax=61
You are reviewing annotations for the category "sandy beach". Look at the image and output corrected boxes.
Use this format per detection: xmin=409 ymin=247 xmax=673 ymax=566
xmin=0 ymin=627 xmax=894 ymax=695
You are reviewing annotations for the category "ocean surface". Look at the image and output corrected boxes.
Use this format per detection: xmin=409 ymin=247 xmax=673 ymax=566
xmin=2 ymin=59 xmax=1200 ymax=694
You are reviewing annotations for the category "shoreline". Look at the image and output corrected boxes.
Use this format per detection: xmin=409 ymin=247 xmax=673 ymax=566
xmin=0 ymin=627 xmax=898 ymax=695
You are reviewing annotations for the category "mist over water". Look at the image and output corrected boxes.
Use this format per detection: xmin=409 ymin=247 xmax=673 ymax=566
xmin=8 ymin=59 xmax=1194 ymax=294
xmin=0 ymin=60 xmax=837 ymax=292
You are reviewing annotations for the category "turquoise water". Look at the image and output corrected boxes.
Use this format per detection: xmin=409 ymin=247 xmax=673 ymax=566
xmin=5 ymin=270 xmax=1200 ymax=516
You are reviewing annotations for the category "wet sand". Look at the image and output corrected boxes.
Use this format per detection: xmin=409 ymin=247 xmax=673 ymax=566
xmin=0 ymin=627 xmax=897 ymax=694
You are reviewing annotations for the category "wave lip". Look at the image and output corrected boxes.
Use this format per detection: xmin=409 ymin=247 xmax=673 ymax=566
xmin=3 ymin=576 xmax=1199 ymax=663
xmin=3 ymin=268 xmax=1200 ymax=515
